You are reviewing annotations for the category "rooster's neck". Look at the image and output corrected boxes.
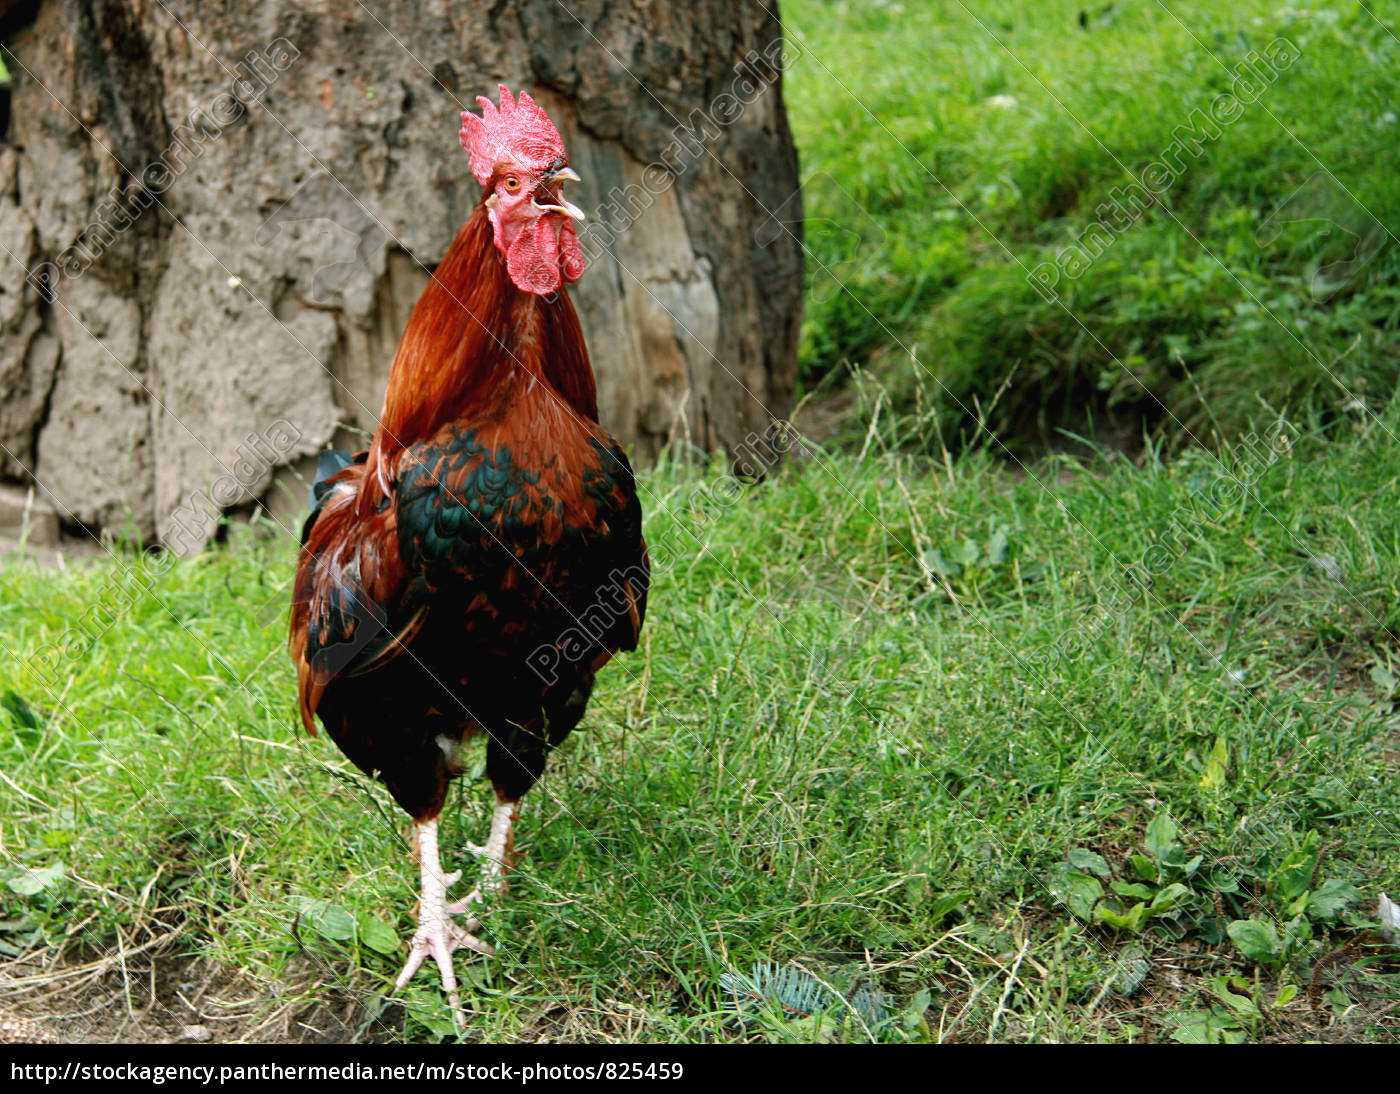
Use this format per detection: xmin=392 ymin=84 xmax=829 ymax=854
xmin=362 ymin=205 xmax=592 ymax=500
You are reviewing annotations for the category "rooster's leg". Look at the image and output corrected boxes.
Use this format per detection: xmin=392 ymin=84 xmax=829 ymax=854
xmin=448 ymin=797 xmax=518 ymax=917
xmin=395 ymin=818 xmax=493 ymax=1021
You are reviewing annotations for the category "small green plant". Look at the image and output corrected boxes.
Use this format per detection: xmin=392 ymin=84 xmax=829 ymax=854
xmin=1051 ymin=814 xmax=1212 ymax=936
xmin=4 ymin=861 xmax=65 ymax=898
xmin=718 ymin=962 xmax=890 ymax=1043
xmin=1053 ymin=821 xmax=1365 ymax=980
xmin=1224 ymin=832 xmax=1362 ymax=973
xmin=924 ymin=521 xmax=1041 ymax=599
xmin=1225 ymin=916 xmax=1312 ymax=974
xmin=1170 ymin=976 xmax=1300 ymax=1044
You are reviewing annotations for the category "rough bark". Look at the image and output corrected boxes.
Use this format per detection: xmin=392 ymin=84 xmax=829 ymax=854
xmin=0 ymin=0 xmax=803 ymax=550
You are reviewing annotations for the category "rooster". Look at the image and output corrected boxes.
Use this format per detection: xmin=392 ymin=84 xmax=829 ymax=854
xmin=289 ymin=87 xmax=648 ymax=1019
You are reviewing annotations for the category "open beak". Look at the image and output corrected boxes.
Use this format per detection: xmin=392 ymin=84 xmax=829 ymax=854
xmin=536 ymin=166 xmax=585 ymax=220
xmin=536 ymin=197 xmax=585 ymax=221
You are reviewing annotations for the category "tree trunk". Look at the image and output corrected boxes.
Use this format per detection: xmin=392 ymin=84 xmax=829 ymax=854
xmin=0 ymin=0 xmax=803 ymax=551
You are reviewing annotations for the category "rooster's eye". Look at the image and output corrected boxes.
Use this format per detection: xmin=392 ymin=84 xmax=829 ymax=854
xmin=504 ymin=177 xmax=520 ymax=192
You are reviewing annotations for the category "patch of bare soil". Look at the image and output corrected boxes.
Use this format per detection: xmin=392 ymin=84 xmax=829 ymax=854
xmin=0 ymin=925 xmax=376 ymax=1044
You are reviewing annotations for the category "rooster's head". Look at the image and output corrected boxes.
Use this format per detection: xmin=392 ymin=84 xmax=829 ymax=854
xmin=460 ymin=86 xmax=585 ymax=296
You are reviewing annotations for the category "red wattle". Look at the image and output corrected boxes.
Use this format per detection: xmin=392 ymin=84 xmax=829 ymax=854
xmin=560 ymin=222 xmax=585 ymax=283
xmin=505 ymin=218 xmax=586 ymax=295
xmin=506 ymin=218 xmax=561 ymax=295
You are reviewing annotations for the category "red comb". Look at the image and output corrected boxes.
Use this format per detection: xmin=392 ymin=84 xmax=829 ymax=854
xmin=459 ymin=85 xmax=568 ymax=186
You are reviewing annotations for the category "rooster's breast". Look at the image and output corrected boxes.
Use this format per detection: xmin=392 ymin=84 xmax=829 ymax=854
xmin=393 ymin=420 xmax=647 ymax=673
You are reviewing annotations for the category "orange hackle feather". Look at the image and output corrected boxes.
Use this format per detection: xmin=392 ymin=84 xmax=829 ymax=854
xmin=364 ymin=209 xmax=597 ymax=513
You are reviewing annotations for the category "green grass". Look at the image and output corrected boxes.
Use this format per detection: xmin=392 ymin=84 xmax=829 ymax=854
xmin=3 ymin=0 xmax=1400 ymax=1046
xmin=783 ymin=0 xmax=1400 ymax=450
xmin=2 ymin=405 xmax=1398 ymax=1041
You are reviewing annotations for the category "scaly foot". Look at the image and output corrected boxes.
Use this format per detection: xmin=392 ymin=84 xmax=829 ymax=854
xmin=444 ymin=799 xmax=517 ymax=916
xmin=394 ymin=819 xmax=493 ymax=1029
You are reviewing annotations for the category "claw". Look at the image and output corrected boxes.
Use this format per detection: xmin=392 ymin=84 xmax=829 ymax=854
xmin=394 ymin=818 xmax=493 ymax=1030
xmin=395 ymin=913 xmax=493 ymax=994
xmin=444 ymin=888 xmax=484 ymax=923
xmin=437 ymin=868 xmax=479 ymax=926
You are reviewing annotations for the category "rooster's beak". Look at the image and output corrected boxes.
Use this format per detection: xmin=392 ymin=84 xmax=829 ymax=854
xmin=535 ymin=166 xmax=585 ymax=220
xmin=537 ymin=198 xmax=585 ymax=221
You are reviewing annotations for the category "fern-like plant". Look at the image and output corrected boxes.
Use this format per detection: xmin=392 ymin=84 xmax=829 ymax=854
xmin=719 ymin=962 xmax=889 ymax=1042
